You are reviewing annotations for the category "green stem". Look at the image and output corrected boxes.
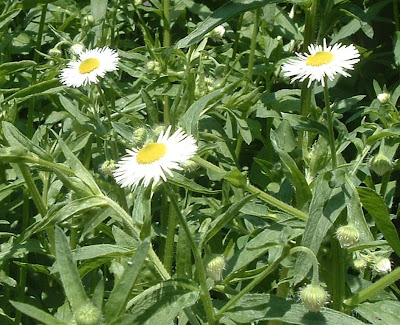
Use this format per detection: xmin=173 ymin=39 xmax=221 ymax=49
xmin=290 ymin=246 xmax=320 ymax=284
xmin=103 ymin=196 xmax=170 ymax=280
xmin=247 ymin=9 xmax=260 ymax=85
xmin=331 ymin=217 xmax=346 ymax=311
xmin=298 ymin=0 xmax=318 ymax=149
xmin=394 ymin=0 xmax=399 ymax=31
xmin=96 ymin=83 xmax=129 ymax=211
xmin=345 ymin=267 xmax=400 ymax=306
xmin=164 ymin=183 xmax=216 ymax=325
xmin=163 ymin=198 xmax=176 ymax=274
xmin=192 ymin=156 xmax=308 ymax=221
xmin=27 ymin=4 xmax=47 ymax=138
xmin=19 ymin=164 xmax=47 ymax=217
xmin=323 ymin=76 xmax=337 ymax=169
xmin=162 ymin=0 xmax=171 ymax=125
xmin=215 ymin=245 xmax=290 ymax=320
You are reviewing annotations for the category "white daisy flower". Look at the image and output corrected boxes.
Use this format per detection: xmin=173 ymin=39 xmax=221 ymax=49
xmin=113 ymin=126 xmax=198 ymax=189
xmin=281 ymin=39 xmax=360 ymax=87
xmin=60 ymin=47 xmax=119 ymax=87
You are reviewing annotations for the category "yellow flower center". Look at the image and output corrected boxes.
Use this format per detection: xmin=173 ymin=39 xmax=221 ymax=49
xmin=136 ymin=143 xmax=167 ymax=164
xmin=306 ymin=51 xmax=334 ymax=66
xmin=79 ymin=58 xmax=100 ymax=74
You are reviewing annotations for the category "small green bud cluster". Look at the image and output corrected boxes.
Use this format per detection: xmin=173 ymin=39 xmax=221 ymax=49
xmin=132 ymin=127 xmax=148 ymax=147
xmin=300 ymin=284 xmax=329 ymax=312
xmin=146 ymin=60 xmax=162 ymax=74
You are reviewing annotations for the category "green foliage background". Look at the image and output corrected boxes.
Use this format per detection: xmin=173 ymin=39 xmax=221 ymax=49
xmin=0 ymin=0 xmax=400 ymax=324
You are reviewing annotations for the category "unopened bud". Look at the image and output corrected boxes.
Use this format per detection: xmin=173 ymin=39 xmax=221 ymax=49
xmin=70 ymin=43 xmax=85 ymax=55
xmin=134 ymin=0 xmax=143 ymax=5
xmin=82 ymin=15 xmax=95 ymax=28
xmin=74 ymin=302 xmax=102 ymax=325
xmin=377 ymin=93 xmax=390 ymax=104
xmin=181 ymin=159 xmax=199 ymax=172
xmin=374 ymin=257 xmax=391 ymax=274
xmin=336 ymin=224 xmax=360 ymax=248
xmin=48 ymin=48 xmax=62 ymax=57
xmin=300 ymin=284 xmax=329 ymax=312
xmin=204 ymin=254 xmax=225 ymax=281
xmin=370 ymin=153 xmax=392 ymax=176
xmin=100 ymin=160 xmax=115 ymax=177
xmin=146 ymin=60 xmax=161 ymax=74
xmin=209 ymin=25 xmax=226 ymax=40
xmin=132 ymin=127 xmax=147 ymax=147
xmin=352 ymin=257 xmax=368 ymax=271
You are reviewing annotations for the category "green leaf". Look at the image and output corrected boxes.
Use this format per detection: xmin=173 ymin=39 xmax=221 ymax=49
xmin=271 ymin=131 xmax=311 ymax=210
xmin=10 ymin=301 xmax=68 ymax=325
xmin=91 ymin=0 xmax=108 ymax=21
xmin=54 ymin=226 xmax=87 ymax=312
xmin=169 ymin=172 xmax=220 ymax=194
xmin=2 ymin=121 xmax=52 ymax=161
xmin=0 ymin=8 xmax=21 ymax=30
xmin=180 ymin=89 xmax=222 ymax=137
xmin=177 ymin=0 xmax=283 ymax=48
xmin=55 ymin=134 xmax=102 ymax=196
xmin=294 ymin=173 xmax=346 ymax=284
xmin=7 ymin=79 xmax=63 ymax=102
xmin=73 ymin=244 xmax=132 ymax=261
xmin=141 ymin=89 xmax=159 ymax=125
xmin=203 ymin=194 xmax=257 ymax=246
xmin=104 ymin=238 xmax=151 ymax=323
xmin=125 ymin=279 xmax=200 ymax=325
xmin=357 ymin=187 xmax=400 ymax=256
xmin=20 ymin=196 xmax=108 ymax=242
xmin=0 ymin=60 xmax=36 ymax=78
xmin=355 ymin=300 xmax=400 ymax=325
xmin=222 ymin=294 xmax=366 ymax=325
xmin=281 ymin=113 xmax=329 ymax=139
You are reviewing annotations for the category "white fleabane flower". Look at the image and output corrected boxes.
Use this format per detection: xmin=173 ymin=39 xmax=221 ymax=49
xmin=113 ymin=126 xmax=198 ymax=189
xmin=60 ymin=47 xmax=119 ymax=87
xmin=281 ymin=39 xmax=360 ymax=87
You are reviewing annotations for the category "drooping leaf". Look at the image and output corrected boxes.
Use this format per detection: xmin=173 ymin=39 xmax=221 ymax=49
xmin=10 ymin=301 xmax=68 ymax=325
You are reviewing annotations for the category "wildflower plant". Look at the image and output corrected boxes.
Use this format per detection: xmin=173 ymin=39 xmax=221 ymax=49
xmin=1 ymin=0 xmax=400 ymax=325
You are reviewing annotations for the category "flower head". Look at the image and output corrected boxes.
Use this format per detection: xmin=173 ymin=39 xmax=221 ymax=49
xmin=60 ymin=47 xmax=119 ymax=87
xmin=374 ymin=257 xmax=391 ymax=274
xmin=281 ymin=39 xmax=360 ymax=87
xmin=377 ymin=92 xmax=390 ymax=104
xmin=300 ymin=284 xmax=329 ymax=312
xmin=336 ymin=224 xmax=360 ymax=248
xmin=113 ymin=126 xmax=198 ymax=189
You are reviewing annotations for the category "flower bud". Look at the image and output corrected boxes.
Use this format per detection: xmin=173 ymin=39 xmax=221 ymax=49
xmin=374 ymin=257 xmax=391 ymax=274
xmin=336 ymin=224 xmax=360 ymax=248
xmin=209 ymin=25 xmax=226 ymax=40
xmin=132 ymin=127 xmax=147 ymax=147
xmin=204 ymin=254 xmax=225 ymax=281
xmin=181 ymin=159 xmax=199 ymax=172
xmin=134 ymin=0 xmax=143 ymax=5
xmin=146 ymin=60 xmax=161 ymax=74
xmin=370 ymin=153 xmax=392 ymax=176
xmin=70 ymin=43 xmax=85 ymax=55
xmin=100 ymin=160 xmax=115 ymax=177
xmin=300 ymin=284 xmax=329 ymax=312
xmin=48 ymin=48 xmax=62 ymax=57
xmin=352 ymin=257 xmax=368 ymax=271
xmin=74 ymin=302 xmax=102 ymax=325
xmin=377 ymin=92 xmax=390 ymax=104
xmin=82 ymin=15 xmax=95 ymax=28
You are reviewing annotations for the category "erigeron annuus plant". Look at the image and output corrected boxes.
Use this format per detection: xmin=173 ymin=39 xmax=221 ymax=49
xmin=1 ymin=0 xmax=400 ymax=325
